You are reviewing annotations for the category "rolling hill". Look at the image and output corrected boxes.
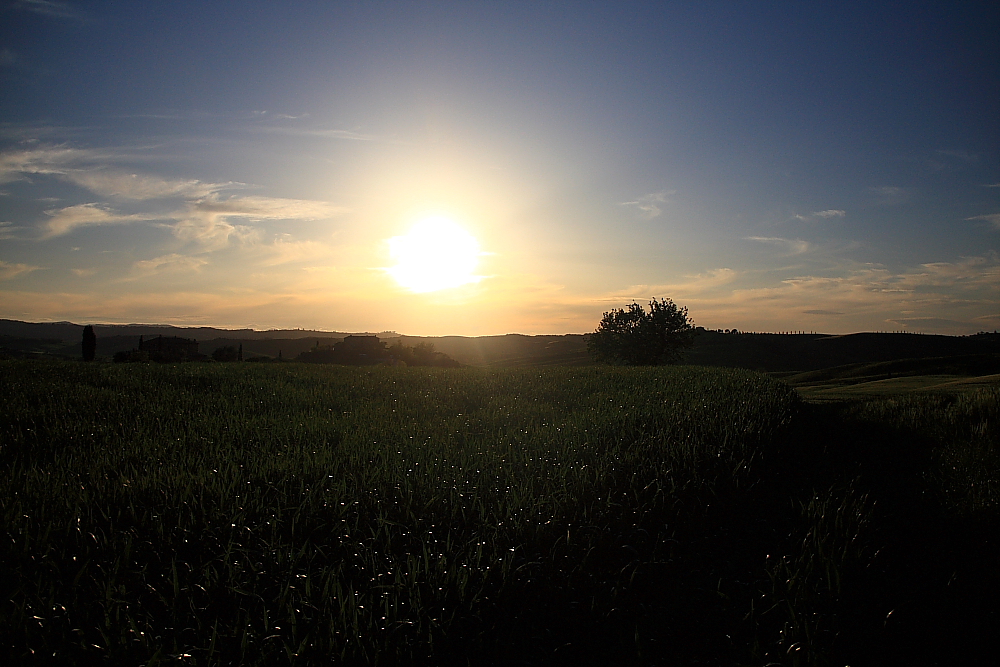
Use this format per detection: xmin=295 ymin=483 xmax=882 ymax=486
xmin=3 ymin=319 xmax=999 ymax=374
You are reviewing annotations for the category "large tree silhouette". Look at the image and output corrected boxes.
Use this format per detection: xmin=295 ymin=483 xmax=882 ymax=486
xmin=587 ymin=298 xmax=694 ymax=365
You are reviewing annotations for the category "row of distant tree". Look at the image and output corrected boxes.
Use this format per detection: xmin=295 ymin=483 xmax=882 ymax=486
xmin=89 ymin=300 xmax=692 ymax=367
xmin=101 ymin=332 xmax=462 ymax=367
xmin=295 ymin=336 xmax=461 ymax=367
xmin=66 ymin=301 xmax=1000 ymax=369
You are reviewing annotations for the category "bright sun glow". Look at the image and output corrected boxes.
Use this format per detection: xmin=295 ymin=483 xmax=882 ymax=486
xmin=387 ymin=216 xmax=482 ymax=293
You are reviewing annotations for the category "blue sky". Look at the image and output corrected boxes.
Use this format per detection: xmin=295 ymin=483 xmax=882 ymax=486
xmin=1 ymin=0 xmax=997 ymax=335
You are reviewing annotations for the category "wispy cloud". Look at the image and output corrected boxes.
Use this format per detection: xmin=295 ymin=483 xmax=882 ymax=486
xmin=257 ymin=237 xmax=332 ymax=266
xmin=66 ymin=170 xmax=233 ymax=200
xmin=187 ymin=195 xmax=343 ymax=221
xmin=12 ymin=0 xmax=88 ymax=22
xmin=891 ymin=255 xmax=1000 ymax=290
xmin=967 ymin=213 xmax=1000 ymax=230
xmin=610 ymin=268 xmax=738 ymax=303
xmin=974 ymin=314 xmax=1000 ymax=327
xmin=249 ymin=110 xmax=311 ymax=121
xmin=620 ymin=190 xmax=674 ymax=218
xmin=935 ymin=149 xmax=977 ymax=163
xmin=870 ymin=185 xmax=909 ymax=205
xmin=795 ymin=209 xmax=845 ymax=221
xmin=0 ymin=260 xmax=42 ymax=280
xmin=745 ymin=236 xmax=812 ymax=255
xmin=887 ymin=317 xmax=981 ymax=332
xmin=253 ymin=127 xmax=379 ymax=141
xmin=171 ymin=217 xmax=257 ymax=250
xmin=133 ymin=254 xmax=209 ymax=275
xmin=925 ymin=150 xmax=979 ymax=172
xmin=173 ymin=195 xmax=345 ymax=249
xmin=803 ymin=309 xmax=844 ymax=315
xmin=42 ymin=203 xmax=158 ymax=237
xmin=0 ymin=145 xmax=96 ymax=182
xmin=1 ymin=144 xmax=345 ymax=246
xmin=0 ymin=146 xmax=235 ymax=199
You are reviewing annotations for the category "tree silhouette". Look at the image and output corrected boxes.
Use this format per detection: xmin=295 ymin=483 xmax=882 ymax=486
xmin=588 ymin=298 xmax=694 ymax=365
xmin=385 ymin=340 xmax=461 ymax=367
xmin=212 ymin=346 xmax=240 ymax=362
xmin=82 ymin=325 xmax=97 ymax=361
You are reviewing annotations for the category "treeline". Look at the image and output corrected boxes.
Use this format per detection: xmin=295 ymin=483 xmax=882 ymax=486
xmin=108 ymin=336 xmax=460 ymax=368
xmin=295 ymin=336 xmax=460 ymax=367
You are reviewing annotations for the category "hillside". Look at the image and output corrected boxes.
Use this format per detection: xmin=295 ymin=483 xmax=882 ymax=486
xmin=686 ymin=330 xmax=1000 ymax=372
xmin=3 ymin=319 xmax=999 ymax=372
xmin=0 ymin=319 xmax=366 ymax=342
xmin=398 ymin=334 xmax=592 ymax=366
xmin=388 ymin=330 xmax=1000 ymax=371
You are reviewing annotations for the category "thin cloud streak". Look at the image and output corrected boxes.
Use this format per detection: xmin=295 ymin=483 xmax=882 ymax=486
xmin=12 ymin=0 xmax=88 ymax=22
xmin=188 ymin=195 xmax=344 ymax=221
xmin=133 ymin=254 xmax=209 ymax=275
xmin=42 ymin=203 xmax=159 ymax=237
xmin=620 ymin=191 xmax=674 ymax=218
xmin=967 ymin=213 xmax=1000 ymax=230
xmin=935 ymin=149 xmax=977 ymax=162
xmin=795 ymin=209 xmax=846 ymax=221
xmin=0 ymin=145 xmax=97 ymax=181
xmin=0 ymin=146 xmax=236 ymax=198
xmin=257 ymin=237 xmax=333 ymax=267
xmin=67 ymin=170 xmax=234 ymax=200
xmin=0 ymin=260 xmax=42 ymax=280
xmin=252 ymin=127 xmax=380 ymax=141
xmin=173 ymin=196 xmax=346 ymax=249
xmin=870 ymin=185 xmax=909 ymax=205
xmin=745 ymin=236 xmax=812 ymax=255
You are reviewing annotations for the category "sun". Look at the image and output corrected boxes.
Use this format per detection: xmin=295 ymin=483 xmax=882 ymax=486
xmin=386 ymin=216 xmax=483 ymax=293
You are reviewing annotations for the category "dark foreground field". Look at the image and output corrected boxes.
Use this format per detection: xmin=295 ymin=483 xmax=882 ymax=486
xmin=1 ymin=362 xmax=997 ymax=665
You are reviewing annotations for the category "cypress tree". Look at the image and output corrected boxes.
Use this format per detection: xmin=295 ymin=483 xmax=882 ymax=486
xmin=82 ymin=325 xmax=97 ymax=361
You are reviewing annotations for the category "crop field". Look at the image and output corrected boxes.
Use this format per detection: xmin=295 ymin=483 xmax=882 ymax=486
xmin=789 ymin=370 xmax=1000 ymax=403
xmin=1 ymin=361 xmax=997 ymax=665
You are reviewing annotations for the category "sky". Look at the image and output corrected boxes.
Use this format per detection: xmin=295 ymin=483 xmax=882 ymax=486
xmin=1 ymin=0 xmax=998 ymax=336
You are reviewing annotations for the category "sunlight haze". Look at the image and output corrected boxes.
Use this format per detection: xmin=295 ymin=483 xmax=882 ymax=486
xmin=387 ymin=216 xmax=483 ymax=293
xmin=0 ymin=1 xmax=997 ymax=335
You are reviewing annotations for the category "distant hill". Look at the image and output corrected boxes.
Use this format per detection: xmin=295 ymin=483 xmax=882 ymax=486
xmin=3 ymin=319 xmax=999 ymax=372
xmin=686 ymin=330 xmax=1000 ymax=372
xmin=0 ymin=319 xmax=365 ymax=342
xmin=41 ymin=335 xmax=347 ymax=361
xmin=397 ymin=334 xmax=592 ymax=367
xmin=785 ymin=353 xmax=1000 ymax=385
xmin=411 ymin=330 xmax=1000 ymax=371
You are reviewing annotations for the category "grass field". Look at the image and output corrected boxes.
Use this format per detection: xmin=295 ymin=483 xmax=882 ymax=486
xmin=783 ymin=354 xmax=1000 ymax=403
xmin=791 ymin=372 xmax=1000 ymax=402
xmin=1 ymin=360 xmax=997 ymax=665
